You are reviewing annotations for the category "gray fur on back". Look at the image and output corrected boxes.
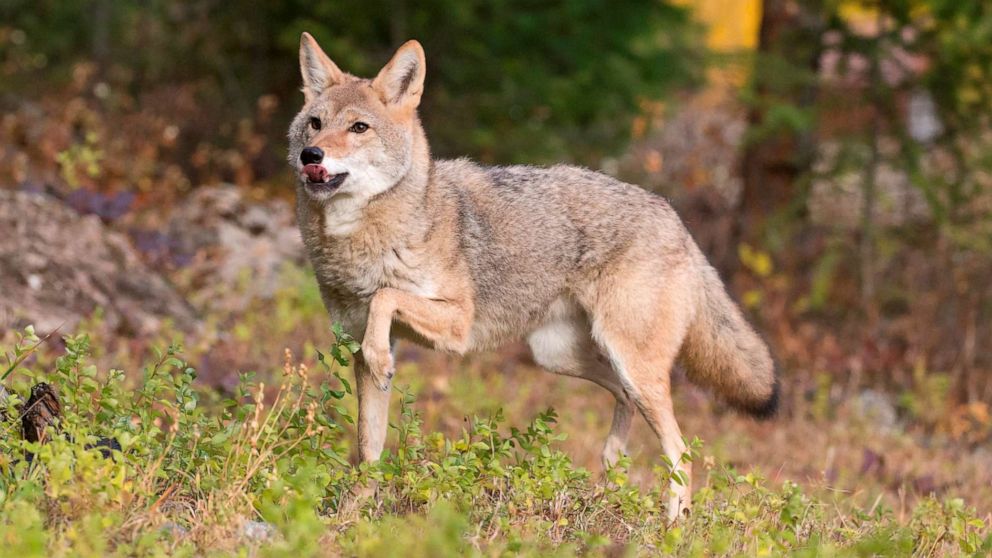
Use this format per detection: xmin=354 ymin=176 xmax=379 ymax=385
xmin=432 ymin=160 xmax=692 ymax=349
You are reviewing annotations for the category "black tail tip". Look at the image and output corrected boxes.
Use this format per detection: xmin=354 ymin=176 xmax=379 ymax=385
xmin=744 ymin=377 xmax=780 ymax=420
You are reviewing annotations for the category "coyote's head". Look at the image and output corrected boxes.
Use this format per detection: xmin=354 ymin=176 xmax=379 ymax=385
xmin=289 ymin=33 xmax=428 ymax=203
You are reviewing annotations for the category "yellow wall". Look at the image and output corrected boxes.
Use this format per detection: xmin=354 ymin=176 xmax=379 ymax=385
xmin=675 ymin=0 xmax=762 ymax=51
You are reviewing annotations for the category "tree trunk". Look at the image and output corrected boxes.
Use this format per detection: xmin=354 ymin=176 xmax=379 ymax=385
xmin=91 ymin=0 xmax=111 ymax=81
xmin=736 ymin=0 xmax=822 ymax=249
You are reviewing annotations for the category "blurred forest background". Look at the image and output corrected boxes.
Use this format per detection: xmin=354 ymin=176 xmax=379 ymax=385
xmin=2 ymin=0 xmax=992 ymax=523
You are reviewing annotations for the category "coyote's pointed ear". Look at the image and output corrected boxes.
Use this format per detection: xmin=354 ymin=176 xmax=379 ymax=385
xmin=372 ymin=40 xmax=426 ymax=110
xmin=299 ymin=32 xmax=344 ymax=102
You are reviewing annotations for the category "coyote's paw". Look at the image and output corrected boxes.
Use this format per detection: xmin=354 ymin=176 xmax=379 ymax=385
xmin=361 ymin=342 xmax=394 ymax=391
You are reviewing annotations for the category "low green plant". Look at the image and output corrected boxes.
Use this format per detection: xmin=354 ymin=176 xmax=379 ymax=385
xmin=0 ymin=326 xmax=989 ymax=557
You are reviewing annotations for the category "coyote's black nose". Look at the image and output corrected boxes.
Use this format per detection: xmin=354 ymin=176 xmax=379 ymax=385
xmin=300 ymin=146 xmax=324 ymax=165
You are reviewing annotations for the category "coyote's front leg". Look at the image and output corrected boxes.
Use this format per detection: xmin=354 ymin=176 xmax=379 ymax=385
xmin=362 ymin=287 xmax=473 ymax=391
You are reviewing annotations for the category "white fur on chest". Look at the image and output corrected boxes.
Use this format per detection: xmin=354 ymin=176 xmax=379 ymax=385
xmin=321 ymin=196 xmax=366 ymax=237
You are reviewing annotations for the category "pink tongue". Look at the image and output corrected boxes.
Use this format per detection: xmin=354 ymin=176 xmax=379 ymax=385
xmin=304 ymin=164 xmax=329 ymax=182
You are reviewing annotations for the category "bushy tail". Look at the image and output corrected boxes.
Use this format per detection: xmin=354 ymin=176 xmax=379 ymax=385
xmin=680 ymin=260 xmax=779 ymax=419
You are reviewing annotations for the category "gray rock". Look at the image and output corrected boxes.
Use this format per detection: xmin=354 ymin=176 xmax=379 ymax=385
xmin=852 ymin=389 xmax=899 ymax=431
xmin=239 ymin=520 xmax=277 ymax=542
xmin=0 ymin=190 xmax=199 ymax=336
xmin=164 ymin=185 xmax=305 ymax=313
xmin=809 ymin=140 xmax=932 ymax=230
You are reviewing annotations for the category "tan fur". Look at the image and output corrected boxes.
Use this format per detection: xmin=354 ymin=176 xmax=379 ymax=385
xmin=289 ymin=35 xmax=778 ymax=522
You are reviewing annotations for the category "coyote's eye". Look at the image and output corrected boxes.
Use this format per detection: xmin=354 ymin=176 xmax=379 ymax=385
xmin=349 ymin=121 xmax=369 ymax=134
xmin=309 ymin=117 xmax=321 ymax=131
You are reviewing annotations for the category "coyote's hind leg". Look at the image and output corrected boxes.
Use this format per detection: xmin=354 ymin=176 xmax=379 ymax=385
xmin=583 ymin=266 xmax=696 ymax=523
xmin=601 ymin=397 xmax=634 ymax=468
xmin=595 ymin=321 xmax=692 ymax=522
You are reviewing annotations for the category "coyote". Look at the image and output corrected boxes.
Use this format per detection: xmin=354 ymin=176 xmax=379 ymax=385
xmin=290 ymin=34 xmax=777 ymax=521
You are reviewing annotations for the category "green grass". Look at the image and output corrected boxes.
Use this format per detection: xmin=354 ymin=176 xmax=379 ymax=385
xmin=1 ymin=328 xmax=989 ymax=557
